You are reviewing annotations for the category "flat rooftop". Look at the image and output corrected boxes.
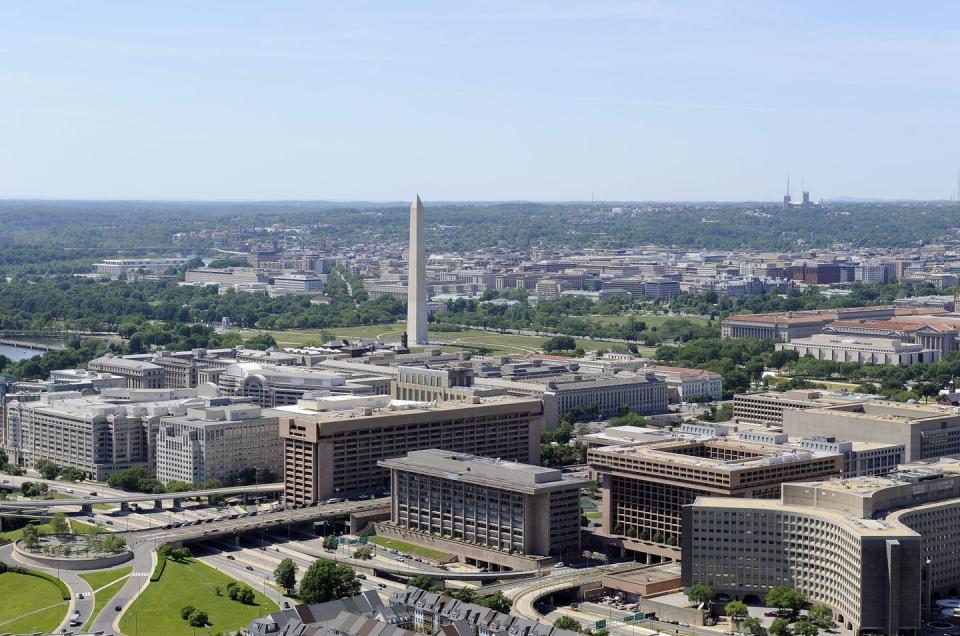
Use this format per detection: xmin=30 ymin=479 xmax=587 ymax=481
xmin=810 ymin=400 xmax=960 ymax=422
xmin=379 ymin=449 xmax=589 ymax=493
xmin=274 ymin=394 xmax=542 ymax=422
xmin=590 ymin=438 xmax=838 ymax=472
xmin=692 ymin=496 xmax=914 ymax=538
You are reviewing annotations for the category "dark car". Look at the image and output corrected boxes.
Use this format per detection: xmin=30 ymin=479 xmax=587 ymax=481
xmin=245 ymin=565 xmax=255 ymax=571
xmin=114 ymin=604 xmax=122 ymax=611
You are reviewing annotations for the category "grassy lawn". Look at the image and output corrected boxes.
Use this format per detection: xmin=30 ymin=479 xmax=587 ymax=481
xmin=368 ymin=535 xmax=452 ymax=562
xmin=68 ymin=518 xmax=106 ymax=534
xmin=118 ymin=558 xmax=278 ymax=636
xmin=585 ymin=511 xmax=602 ymax=520
xmin=0 ymin=571 xmax=68 ymax=635
xmin=80 ymin=565 xmax=132 ymax=631
xmin=0 ymin=521 xmax=54 ymax=542
xmin=242 ymin=323 xmax=662 ymax=356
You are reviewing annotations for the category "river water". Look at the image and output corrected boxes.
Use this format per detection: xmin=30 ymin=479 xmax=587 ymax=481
xmin=0 ymin=343 xmax=59 ymax=361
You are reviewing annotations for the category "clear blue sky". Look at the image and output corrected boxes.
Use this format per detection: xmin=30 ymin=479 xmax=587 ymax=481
xmin=1 ymin=1 xmax=957 ymax=201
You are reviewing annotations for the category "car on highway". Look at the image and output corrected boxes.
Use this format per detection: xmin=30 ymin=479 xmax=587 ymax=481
xmin=105 ymin=520 xmax=113 ymax=525
xmin=226 ymin=555 xmax=235 ymax=560
xmin=356 ymin=574 xmax=366 ymax=579
xmin=114 ymin=604 xmax=122 ymax=611
xmin=88 ymin=491 xmax=97 ymax=496
xmin=245 ymin=565 xmax=255 ymax=571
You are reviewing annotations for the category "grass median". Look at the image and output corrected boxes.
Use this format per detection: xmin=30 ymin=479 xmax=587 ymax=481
xmin=118 ymin=557 xmax=278 ymax=636
xmin=0 ymin=570 xmax=68 ymax=634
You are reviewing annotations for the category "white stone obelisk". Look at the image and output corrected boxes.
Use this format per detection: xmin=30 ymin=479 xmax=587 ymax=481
xmin=407 ymin=194 xmax=428 ymax=345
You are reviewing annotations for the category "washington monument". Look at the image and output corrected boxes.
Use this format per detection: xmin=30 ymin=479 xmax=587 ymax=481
xmin=407 ymin=194 xmax=428 ymax=345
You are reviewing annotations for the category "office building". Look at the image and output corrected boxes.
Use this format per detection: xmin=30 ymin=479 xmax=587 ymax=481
xmin=782 ymin=400 xmax=960 ymax=461
xmin=86 ymin=355 xmax=165 ymax=389
xmin=4 ymin=392 xmax=205 ymax=479
xmin=379 ymin=449 xmax=587 ymax=565
xmin=588 ymin=437 xmax=843 ymax=561
xmin=775 ymin=334 xmax=940 ymax=365
xmin=643 ymin=278 xmax=681 ymax=299
xmin=682 ymin=458 xmax=960 ymax=636
xmin=732 ymin=389 xmax=874 ymax=426
xmin=407 ymin=194 xmax=428 ymax=345
xmin=267 ymin=273 xmax=325 ymax=296
xmin=278 ymin=395 xmax=543 ymax=503
xmin=216 ymin=362 xmax=381 ymax=407
xmin=646 ymin=365 xmax=723 ymax=403
xmin=184 ymin=267 xmax=270 ymax=286
xmin=155 ymin=401 xmax=281 ymax=485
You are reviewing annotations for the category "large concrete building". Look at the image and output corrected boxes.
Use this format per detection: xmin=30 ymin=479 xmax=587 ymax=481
xmin=278 ymin=395 xmax=544 ymax=503
xmin=587 ymin=437 xmax=844 ymax=562
xmin=216 ymin=362 xmax=386 ymax=407
xmin=4 ymin=391 xmax=205 ymax=479
xmin=646 ymin=365 xmax=723 ymax=403
xmin=732 ymin=389 xmax=874 ymax=426
xmin=379 ymin=449 xmax=588 ymax=565
xmin=775 ymin=334 xmax=940 ymax=365
xmin=155 ymin=400 xmax=281 ymax=485
xmin=407 ymin=194 xmax=428 ymax=345
xmin=682 ymin=458 xmax=960 ymax=636
xmin=782 ymin=400 xmax=960 ymax=461
xmin=87 ymin=355 xmax=165 ymax=389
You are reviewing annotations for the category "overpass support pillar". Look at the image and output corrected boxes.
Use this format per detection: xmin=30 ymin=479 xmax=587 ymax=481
xmin=154 ymin=499 xmax=163 ymax=510
xmin=81 ymin=504 xmax=93 ymax=514
xmin=233 ymin=534 xmax=241 ymax=547
xmin=172 ymin=498 xmax=183 ymax=509
xmin=120 ymin=501 xmax=130 ymax=512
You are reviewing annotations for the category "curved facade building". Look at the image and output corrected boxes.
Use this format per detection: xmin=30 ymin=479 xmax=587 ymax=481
xmin=683 ymin=460 xmax=960 ymax=636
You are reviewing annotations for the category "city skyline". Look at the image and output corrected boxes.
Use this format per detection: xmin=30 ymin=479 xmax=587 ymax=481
xmin=1 ymin=1 xmax=958 ymax=202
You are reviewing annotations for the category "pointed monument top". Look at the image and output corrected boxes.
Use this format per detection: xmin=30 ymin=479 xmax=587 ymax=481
xmin=412 ymin=193 xmax=422 ymax=208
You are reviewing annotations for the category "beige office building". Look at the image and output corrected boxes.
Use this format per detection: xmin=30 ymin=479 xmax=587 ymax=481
xmin=732 ymin=389 xmax=873 ymax=426
xmin=279 ymin=395 xmax=543 ymax=504
xmin=87 ymin=355 xmax=164 ymax=389
xmin=683 ymin=459 xmax=960 ymax=635
xmin=782 ymin=400 xmax=960 ymax=461
xmin=155 ymin=401 xmax=281 ymax=485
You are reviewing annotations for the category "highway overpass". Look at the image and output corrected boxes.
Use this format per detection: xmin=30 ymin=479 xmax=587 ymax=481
xmin=0 ymin=482 xmax=284 ymax=512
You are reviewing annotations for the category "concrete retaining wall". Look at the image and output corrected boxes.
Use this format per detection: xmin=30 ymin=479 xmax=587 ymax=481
xmin=13 ymin=541 xmax=133 ymax=571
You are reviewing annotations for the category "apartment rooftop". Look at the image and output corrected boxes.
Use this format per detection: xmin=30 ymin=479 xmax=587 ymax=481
xmin=379 ymin=449 xmax=590 ymax=493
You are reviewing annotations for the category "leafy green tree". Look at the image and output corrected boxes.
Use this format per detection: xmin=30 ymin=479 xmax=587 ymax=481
xmin=808 ymin=603 xmax=835 ymax=628
xmin=298 ymin=560 xmax=360 ymax=604
xmin=794 ymin=619 xmax=819 ymax=636
xmin=58 ymin=466 xmax=85 ymax=481
xmin=687 ymin=582 xmax=714 ymax=605
xmin=245 ymin=332 xmax=278 ymax=350
xmin=769 ymin=618 xmax=791 ymax=636
xmin=180 ymin=605 xmax=196 ymax=620
xmin=725 ymin=600 xmax=749 ymax=618
xmin=353 ymin=546 xmax=373 ymax=560
xmin=322 ymin=535 xmax=338 ymax=550
xmin=409 ymin=575 xmax=435 ymax=591
xmin=477 ymin=591 xmax=512 ymax=613
xmin=188 ymin=609 xmax=208 ymax=627
xmin=21 ymin=524 xmax=40 ymax=549
xmin=36 ymin=459 xmax=60 ymax=480
xmin=553 ymin=615 xmax=583 ymax=632
xmin=766 ymin=585 xmax=807 ymax=616
xmin=740 ymin=616 xmax=762 ymax=634
xmin=274 ymin=558 xmax=297 ymax=593
xmin=543 ymin=336 xmax=577 ymax=352
xmin=50 ymin=512 xmax=69 ymax=535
